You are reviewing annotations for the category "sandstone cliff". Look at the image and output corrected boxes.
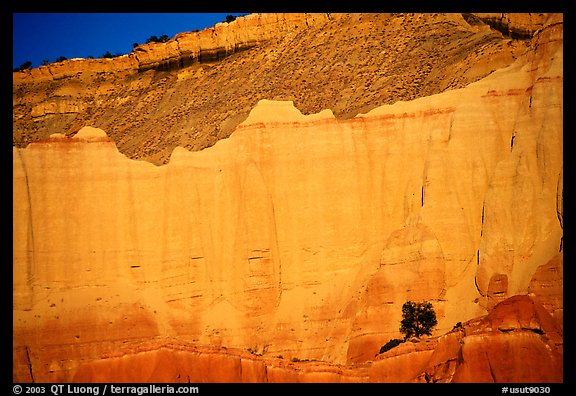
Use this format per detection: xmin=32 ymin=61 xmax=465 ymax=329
xmin=13 ymin=13 xmax=562 ymax=382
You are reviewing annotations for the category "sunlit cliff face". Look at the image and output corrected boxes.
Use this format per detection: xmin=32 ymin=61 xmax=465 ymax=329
xmin=13 ymin=13 xmax=562 ymax=382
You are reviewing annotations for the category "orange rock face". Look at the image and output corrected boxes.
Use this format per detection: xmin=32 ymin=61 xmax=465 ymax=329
xmin=528 ymin=252 xmax=563 ymax=330
xmin=13 ymin=14 xmax=562 ymax=382
xmin=450 ymin=295 xmax=563 ymax=383
xmin=13 ymin=296 xmax=560 ymax=382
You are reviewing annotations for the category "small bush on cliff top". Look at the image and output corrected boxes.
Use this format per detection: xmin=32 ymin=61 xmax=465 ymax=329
xmin=400 ymin=300 xmax=437 ymax=340
xmin=14 ymin=60 xmax=32 ymax=72
xmin=146 ymin=34 xmax=170 ymax=44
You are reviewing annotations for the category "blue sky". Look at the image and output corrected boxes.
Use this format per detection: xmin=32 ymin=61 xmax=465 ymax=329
xmin=13 ymin=13 xmax=247 ymax=69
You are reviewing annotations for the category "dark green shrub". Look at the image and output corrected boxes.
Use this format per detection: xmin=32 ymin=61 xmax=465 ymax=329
xmin=146 ymin=34 xmax=169 ymax=44
xmin=14 ymin=61 xmax=32 ymax=72
xmin=400 ymin=300 xmax=438 ymax=339
xmin=379 ymin=338 xmax=404 ymax=354
xmin=146 ymin=35 xmax=159 ymax=44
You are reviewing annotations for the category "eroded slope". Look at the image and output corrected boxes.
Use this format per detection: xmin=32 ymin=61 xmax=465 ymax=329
xmin=13 ymin=13 xmax=543 ymax=164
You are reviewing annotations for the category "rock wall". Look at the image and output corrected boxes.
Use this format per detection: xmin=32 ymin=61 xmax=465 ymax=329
xmin=13 ymin=15 xmax=562 ymax=382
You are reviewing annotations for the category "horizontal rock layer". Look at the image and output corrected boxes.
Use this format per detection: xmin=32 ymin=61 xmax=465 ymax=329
xmin=12 ymin=13 xmax=334 ymax=82
xmin=13 ymin=15 xmax=562 ymax=382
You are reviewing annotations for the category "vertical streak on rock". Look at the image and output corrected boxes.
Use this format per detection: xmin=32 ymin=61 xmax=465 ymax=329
xmin=25 ymin=346 xmax=34 ymax=383
xmin=486 ymin=351 xmax=497 ymax=382
xmin=556 ymin=170 xmax=563 ymax=252
xmin=126 ymin=164 xmax=142 ymax=270
xmin=475 ymin=249 xmax=481 ymax=299
xmin=15 ymin=149 xmax=35 ymax=290
xmin=448 ymin=110 xmax=455 ymax=143
xmin=480 ymin=204 xmax=485 ymax=237
xmin=474 ymin=273 xmax=484 ymax=298
xmin=421 ymin=184 xmax=424 ymax=207
xmin=270 ymin=200 xmax=283 ymax=308
xmin=556 ymin=171 xmax=562 ymax=229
